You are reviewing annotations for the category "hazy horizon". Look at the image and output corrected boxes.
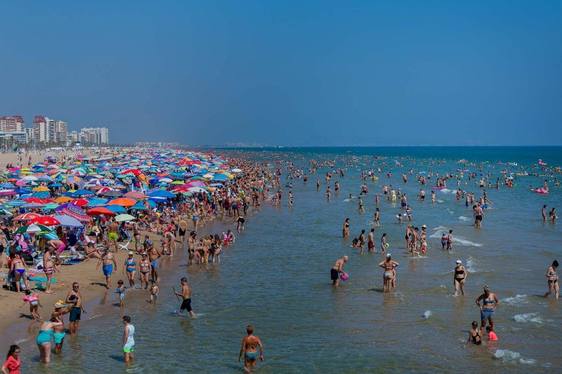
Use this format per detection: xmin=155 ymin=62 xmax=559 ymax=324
xmin=1 ymin=1 xmax=561 ymax=146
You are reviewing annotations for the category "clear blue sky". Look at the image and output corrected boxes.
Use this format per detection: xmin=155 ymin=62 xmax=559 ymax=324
xmin=1 ymin=1 xmax=561 ymax=146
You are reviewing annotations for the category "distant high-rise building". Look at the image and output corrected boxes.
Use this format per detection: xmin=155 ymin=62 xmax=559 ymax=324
xmin=0 ymin=116 xmax=24 ymax=132
xmin=79 ymin=127 xmax=110 ymax=145
xmin=0 ymin=116 xmax=27 ymax=143
xmin=32 ymin=116 xmax=68 ymax=144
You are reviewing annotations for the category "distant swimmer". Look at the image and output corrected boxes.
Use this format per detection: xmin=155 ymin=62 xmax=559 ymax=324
xmin=453 ymin=260 xmax=467 ymax=296
xmin=379 ymin=254 xmax=399 ymax=292
xmin=342 ymin=218 xmax=350 ymax=238
xmin=330 ymin=256 xmax=348 ymax=287
xmin=544 ymin=260 xmax=559 ymax=299
xmin=475 ymin=286 xmax=499 ymax=330
xmin=239 ymin=325 xmax=264 ymax=373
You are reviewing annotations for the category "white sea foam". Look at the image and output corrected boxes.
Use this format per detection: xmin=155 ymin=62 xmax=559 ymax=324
xmin=429 ymin=229 xmax=482 ymax=247
xmin=493 ymin=349 xmax=537 ymax=365
xmin=502 ymin=294 xmax=529 ymax=306
xmin=466 ymin=257 xmax=478 ymax=273
xmin=458 ymin=216 xmax=471 ymax=222
xmin=440 ymin=188 xmax=452 ymax=194
xmin=513 ymin=313 xmax=543 ymax=324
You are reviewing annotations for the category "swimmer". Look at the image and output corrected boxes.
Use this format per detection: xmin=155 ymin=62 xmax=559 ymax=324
xmin=467 ymin=321 xmax=482 ymax=345
xmin=453 ymin=260 xmax=467 ymax=296
xmin=239 ymin=325 xmax=264 ymax=373
xmin=331 ymin=256 xmax=348 ymax=287
xmin=486 ymin=326 xmax=498 ymax=341
xmin=379 ymin=254 xmax=399 ymax=293
xmin=544 ymin=260 xmax=559 ymax=299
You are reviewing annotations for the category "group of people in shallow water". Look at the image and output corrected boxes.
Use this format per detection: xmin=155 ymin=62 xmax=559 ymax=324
xmin=323 ymin=160 xmax=559 ymax=352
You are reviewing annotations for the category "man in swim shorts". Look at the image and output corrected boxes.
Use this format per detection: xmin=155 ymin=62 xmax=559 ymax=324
xmin=239 ymin=325 xmax=264 ymax=373
xmin=98 ymin=249 xmax=117 ymax=289
xmin=174 ymin=277 xmax=196 ymax=318
xmin=108 ymin=220 xmax=119 ymax=252
xmin=65 ymin=282 xmax=85 ymax=335
xmin=475 ymin=285 xmax=499 ymax=330
xmin=147 ymin=239 xmax=162 ymax=283
xmin=331 ymin=256 xmax=348 ymax=287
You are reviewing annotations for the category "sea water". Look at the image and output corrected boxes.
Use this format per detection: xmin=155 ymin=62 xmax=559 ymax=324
xmin=19 ymin=147 xmax=562 ymax=373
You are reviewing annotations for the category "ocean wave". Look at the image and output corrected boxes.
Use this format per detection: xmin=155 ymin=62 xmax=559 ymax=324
xmin=502 ymin=294 xmax=529 ymax=306
xmin=429 ymin=229 xmax=482 ymax=247
xmin=513 ymin=312 xmax=543 ymax=324
xmin=466 ymin=257 xmax=478 ymax=273
xmin=458 ymin=216 xmax=471 ymax=222
xmin=493 ymin=350 xmax=536 ymax=365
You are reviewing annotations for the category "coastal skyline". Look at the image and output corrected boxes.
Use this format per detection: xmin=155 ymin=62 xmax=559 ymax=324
xmin=1 ymin=1 xmax=561 ymax=146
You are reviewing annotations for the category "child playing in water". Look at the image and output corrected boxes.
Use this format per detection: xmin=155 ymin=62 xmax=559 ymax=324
xmin=116 ymin=280 xmax=126 ymax=308
xmin=148 ymin=281 xmax=159 ymax=304
xmin=486 ymin=326 xmax=498 ymax=341
xmin=22 ymin=290 xmax=42 ymax=321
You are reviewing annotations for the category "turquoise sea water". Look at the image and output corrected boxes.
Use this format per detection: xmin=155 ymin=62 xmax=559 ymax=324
xmin=16 ymin=147 xmax=562 ymax=373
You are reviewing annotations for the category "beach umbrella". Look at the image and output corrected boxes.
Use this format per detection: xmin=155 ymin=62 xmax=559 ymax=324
xmin=0 ymin=189 xmax=16 ymax=197
xmin=108 ymin=198 xmax=136 ymax=207
xmin=124 ymin=191 xmax=146 ymax=199
xmin=99 ymin=190 xmax=123 ymax=197
xmin=32 ymin=185 xmax=50 ymax=192
xmin=30 ymin=215 xmax=60 ymax=226
xmin=87 ymin=207 xmax=115 ymax=216
xmin=71 ymin=198 xmax=89 ymax=207
xmin=57 ymin=204 xmax=91 ymax=222
xmin=231 ymin=168 xmax=243 ymax=173
xmin=115 ymin=214 xmax=135 ymax=222
xmin=106 ymin=205 xmax=126 ymax=214
xmin=147 ymin=190 xmax=175 ymax=199
xmin=54 ymin=196 xmax=73 ymax=204
xmin=53 ymin=214 xmax=83 ymax=228
xmin=15 ymin=212 xmax=42 ymax=221
xmin=87 ymin=198 xmax=108 ymax=207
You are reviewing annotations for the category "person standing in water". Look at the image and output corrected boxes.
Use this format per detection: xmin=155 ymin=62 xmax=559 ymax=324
xmin=453 ymin=260 xmax=467 ymax=296
xmin=467 ymin=321 xmax=482 ymax=345
xmin=2 ymin=345 xmax=21 ymax=374
xmin=542 ymin=205 xmax=548 ymax=223
xmin=175 ymin=277 xmax=196 ymax=318
xmin=379 ymin=254 xmax=399 ymax=292
xmin=330 ymin=256 xmax=348 ymax=287
xmin=239 ymin=325 xmax=264 ymax=373
xmin=342 ymin=218 xmax=350 ymax=238
xmin=544 ymin=260 xmax=559 ymax=299
xmin=65 ymin=282 xmax=85 ymax=335
xmin=475 ymin=285 xmax=499 ymax=330
xmin=122 ymin=315 xmax=135 ymax=364
xmin=368 ymin=228 xmax=376 ymax=253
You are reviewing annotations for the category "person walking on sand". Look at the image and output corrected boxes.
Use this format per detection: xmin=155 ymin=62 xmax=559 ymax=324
xmin=544 ymin=260 xmax=559 ymax=299
xmin=330 ymin=256 xmax=348 ymax=287
xmin=239 ymin=325 xmax=264 ymax=373
xmin=122 ymin=315 xmax=135 ymax=364
xmin=98 ymin=249 xmax=117 ymax=289
xmin=174 ymin=277 xmax=196 ymax=318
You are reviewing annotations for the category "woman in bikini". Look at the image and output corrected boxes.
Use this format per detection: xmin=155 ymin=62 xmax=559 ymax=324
xmin=544 ymin=260 xmax=559 ymax=299
xmin=467 ymin=321 xmax=482 ymax=345
xmin=10 ymin=253 xmax=29 ymax=292
xmin=138 ymin=254 xmax=151 ymax=290
xmin=453 ymin=260 xmax=467 ymax=296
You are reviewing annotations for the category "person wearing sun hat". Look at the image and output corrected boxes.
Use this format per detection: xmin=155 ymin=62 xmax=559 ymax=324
xmin=453 ymin=260 xmax=467 ymax=296
xmin=52 ymin=300 xmax=68 ymax=354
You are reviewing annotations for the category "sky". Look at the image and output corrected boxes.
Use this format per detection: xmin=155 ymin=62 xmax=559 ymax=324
xmin=1 ymin=0 xmax=561 ymax=146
